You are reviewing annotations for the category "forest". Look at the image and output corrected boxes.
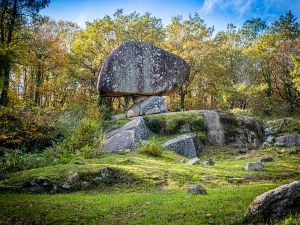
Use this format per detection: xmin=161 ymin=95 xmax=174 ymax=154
xmin=0 ymin=0 xmax=300 ymax=224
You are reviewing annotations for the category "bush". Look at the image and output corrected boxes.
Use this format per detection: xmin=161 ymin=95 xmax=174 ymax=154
xmin=0 ymin=106 xmax=61 ymax=152
xmin=138 ymin=141 xmax=163 ymax=157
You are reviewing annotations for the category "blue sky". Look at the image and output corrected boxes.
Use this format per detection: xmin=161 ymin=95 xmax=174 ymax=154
xmin=41 ymin=0 xmax=300 ymax=32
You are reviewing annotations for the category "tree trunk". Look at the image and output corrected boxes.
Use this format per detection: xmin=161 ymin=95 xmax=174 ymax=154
xmin=180 ymin=92 xmax=185 ymax=111
xmin=35 ymin=68 xmax=42 ymax=106
xmin=0 ymin=63 xmax=10 ymax=106
xmin=0 ymin=0 xmax=17 ymax=106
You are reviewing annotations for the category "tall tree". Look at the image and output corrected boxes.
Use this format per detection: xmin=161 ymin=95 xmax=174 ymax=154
xmin=165 ymin=13 xmax=213 ymax=110
xmin=0 ymin=0 xmax=49 ymax=106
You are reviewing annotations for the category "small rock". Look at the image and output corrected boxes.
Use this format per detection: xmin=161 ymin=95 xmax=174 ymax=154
xmin=264 ymin=128 xmax=274 ymax=136
xmin=280 ymin=172 xmax=294 ymax=177
xmin=62 ymin=182 xmax=73 ymax=190
xmin=93 ymin=167 xmax=112 ymax=182
xmin=263 ymin=136 xmax=275 ymax=147
xmin=69 ymin=173 xmax=80 ymax=181
xmin=203 ymin=159 xmax=215 ymax=166
xmin=247 ymin=181 xmax=300 ymax=221
xmin=244 ymin=162 xmax=264 ymax=171
xmin=187 ymin=184 xmax=207 ymax=194
xmin=201 ymin=177 xmax=210 ymax=182
xmin=185 ymin=157 xmax=200 ymax=165
xmin=111 ymin=114 xmax=126 ymax=120
xmin=227 ymin=177 xmax=246 ymax=184
xmin=180 ymin=159 xmax=186 ymax=163
xmin=259 ymin=157 xmax=274 ymax=163
xmin=80 ymin=181 xmax=90 ymax=189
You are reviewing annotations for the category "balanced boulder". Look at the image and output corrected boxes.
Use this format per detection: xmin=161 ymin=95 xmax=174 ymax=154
xmin=97 ymin=41 xmax=189 ymax=97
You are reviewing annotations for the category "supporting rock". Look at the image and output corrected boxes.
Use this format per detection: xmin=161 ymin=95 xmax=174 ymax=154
xmin=126 ymin=96 xmax=168 ymax=118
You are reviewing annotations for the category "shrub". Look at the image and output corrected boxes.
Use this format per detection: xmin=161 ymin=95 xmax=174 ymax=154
xmin=138 ymin=142 xmax=163 ymax=157
xmin=0 ymin=106 xmax=61 ymax=152
xmin=143 ymin=116 xmax=161 ymax=133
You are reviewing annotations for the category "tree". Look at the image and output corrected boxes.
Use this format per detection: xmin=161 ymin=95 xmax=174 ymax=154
xmin=0 ymin=0 xmax=50 ymax=106
xmin=269 ymin=10 xmax=300 ymax=39
xmin=165 ymin=13 xmax=213 ymax=110
xmin=240 ymin=18 xmax=266 ymax=44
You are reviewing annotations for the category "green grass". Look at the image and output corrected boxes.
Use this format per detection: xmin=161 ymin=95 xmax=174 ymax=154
xmin=0 ymin=146 xmax=300 ymax=224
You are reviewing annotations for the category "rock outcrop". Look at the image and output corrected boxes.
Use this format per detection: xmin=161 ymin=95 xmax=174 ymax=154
xmin=126 ymin=96 xmax=168 ymax=118
xmin=219 ymin=113 xmax=264 ymax=148
xmin=195 ymin=110 xmax=263 ymax=148
xmin=162 ymin=133 xmax=203 ymax=157
xmin=275 ymin=133 xmax=300 ymax=146
xmin=247 ymin=181 xmax=300 ymax=221
xmin=198 ymin=110 xmax=225 ymax=145
xmin=102 ymin=117 xmax=151 ymax=152
xmin=97 ymin=41 xmax=189 ymax=97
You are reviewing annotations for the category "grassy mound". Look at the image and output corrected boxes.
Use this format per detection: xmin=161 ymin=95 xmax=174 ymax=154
xmin=144 ymin=112 xmax=207 ymax=134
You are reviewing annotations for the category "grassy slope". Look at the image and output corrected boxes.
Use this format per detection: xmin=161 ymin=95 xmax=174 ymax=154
xmin=0 ymin=146 xmax=300 ymax=225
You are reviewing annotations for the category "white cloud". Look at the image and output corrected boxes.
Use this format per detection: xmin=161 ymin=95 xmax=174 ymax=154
xmin=76 ymin=12 xmax=89 ymax=27
xmin=200 ymin=0 xmax=222 ymax=14
xmin=200 ymin=0 xmax=254 ymax=16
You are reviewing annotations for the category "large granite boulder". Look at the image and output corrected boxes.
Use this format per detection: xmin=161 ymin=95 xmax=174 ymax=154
xmin=219 ymin=113 xmax=264 ymax=148
xmin=97 ymin=41 xmax=189 ymax=97
xmin=102 ymin=117 xmax=151 ymax=152
xmin=126 ymin=96 xmax=168 ymax=118
xmin=163 ymin=133 xmax=203 ymax=157
xmin=275 ymin=133 xmax=300 ymax=146
xmin=194 ymin=110 xmax=264 ymax=147
xmin=247 ymin=181 xmax=300 ymax=221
